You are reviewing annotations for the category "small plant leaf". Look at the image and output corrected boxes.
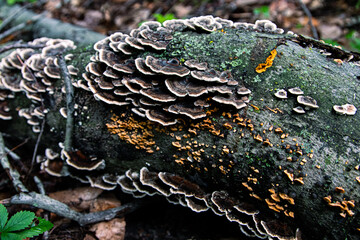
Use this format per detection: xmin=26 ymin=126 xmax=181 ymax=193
xmin=0 ymin=204 xmax=8 ymax=230
xmin=16 ymin=217 xmax=53 ymax=239
xmin=3 ymin=210 xmax=35 ymax=232
xmin=0 ymin=232 xmax=24 ymax=240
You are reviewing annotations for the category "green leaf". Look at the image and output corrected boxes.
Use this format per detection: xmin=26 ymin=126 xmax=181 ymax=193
xmin=253 ymin=6 xmax=270 ymax=18
xmin=0 ymin=204 xmax=8 ymax=230
xmin=3 ymin=211 xmax=35 ymax=232
xmin=0 ymin=232 xmax=24 ymax=240
xmin=16 ymin=217 xmax=53 ymax=239
xmin=153 ymin=13 xmax=176 ymax=24
xmin=6 ymin=0 xmax=17 ymax=5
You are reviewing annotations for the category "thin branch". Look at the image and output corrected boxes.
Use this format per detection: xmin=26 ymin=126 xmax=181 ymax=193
xmin=296 ymin=0 xmax=319 ymax=39
xmin=27 ymin=116 xmax=45 ymax=176
xmin=34 ymin=176 xmax=45 ymax=195
xmin=34 ymin=176 xmax=50 ymax=240
xmin=4 ymin=147 xmax=20 ymax=161
xmin=2 ymin=192 xmax=144 ymax=226
xmin=58 ymin=56 xmax=74 ymax=152
xmin=0 ymin=133 xmax=28 ymax=193
xmin=0 ymin=4 xmax=28 ymax=32
xmin=0 ymin=22 xmax=28 ymax=41
xmin=0 ymin=42 xmax=45 ymax=54
xmin=0 ymin=13 xmax=43 ymax=41
xmin=3 ymin=138 xmax=29 ymax=160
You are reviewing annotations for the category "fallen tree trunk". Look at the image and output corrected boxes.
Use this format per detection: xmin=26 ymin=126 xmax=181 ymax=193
xmin=0 ymin=2 xmax=105 ymax=44
xmin=0 ymin=11 xmax=359 ymax=240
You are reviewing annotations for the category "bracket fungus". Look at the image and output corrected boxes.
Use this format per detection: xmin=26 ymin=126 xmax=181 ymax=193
xmin=0 ymin=37 xmax=76 ymax=131
xmin=288 ymin=87 xmax=304 ymax=95
xmin=82 ymin=16 xmax=259 ymax=126
xmin=297 ymin=96 xmax=319 ymax=109
xmin=333 ymin=104 xmax=357 ymax=115
xmin=292 ymin=106 xmax=306 ymax=114
xmin=274 ymin=89 xmax=287 ymax=99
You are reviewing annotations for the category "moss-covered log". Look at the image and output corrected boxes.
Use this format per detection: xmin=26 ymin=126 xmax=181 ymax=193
xmin=1 ymin=14 xmax=360 ymax=240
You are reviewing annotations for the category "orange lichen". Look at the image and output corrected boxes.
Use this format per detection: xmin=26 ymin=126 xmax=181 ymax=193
xmin=242 ymin=182 xmax=253 ymax=191
xmin=250 ymin=104 xmax=259 ymax=111
xmin=107 ymin=114 xmax=156 ymax=153
xmin=172 ymin=141 xmax=182 ymax=148
xmin=255 ymin=49 xmax=277 ymax=73
xmin=294 ymin=177 xmax=304 ymax=185
xmin=268 ymin=205 xmax=281 ymax=212
xmin=268 ymin=188 xmax=276 ymax=194
xmin=223 ymin=122 xmax=233 ymax=130
xmin=335 ymin=187 xmax=345 ymax=193
xmin=271 ymin=193 xmax=281 ymax=202
xmin=279 ymin=193 xmax=295 ymax=205
xmin=274 ymin=127 xmax=283 ymax=133
xmin=254 ymin=134 xmax=263 ymax=142
xmin=250 ymin=193 xmax=262 ymax=200
xmin=356 ymin=176 xmax=360 ymax=184
xmin=324 ymin=196 xmax=355 ymax=218
xmin=323 ymin=196 xmax=332 ymax=204
xmin=284 ymin=169 xmax=294 ymax=181
xmin=284 ymin=210 xmax=295 ymax=218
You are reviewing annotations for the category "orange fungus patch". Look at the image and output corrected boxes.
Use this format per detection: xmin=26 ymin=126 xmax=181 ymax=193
xmin=107 ymin=114 xmax=157 ymax=153
xmin=255 ymin=49 xmax=277 ymax=73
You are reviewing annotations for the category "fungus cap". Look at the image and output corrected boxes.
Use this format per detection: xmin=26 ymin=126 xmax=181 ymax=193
xmin=343 ymin=104 xmax=357 ymax=115
xmin=64 ymin=150 xmax=105 ymax=171
xmin=288 ymin=87 xmax=304 ymax=95
xmin=274 ymin=89 xmax=287 ymax=99
xmin=333 ymin=105 xmax=347 ymax=115
xmin=139 ymin=167 xmax=172 ymax=196
xmin=237 ymin=87 xmax=251 ymax=95
xmin=297 ymin=96 xmax=319 ymax=108
xmin=167 ymin=103 xmax=206 ymax=119
xmin=145 ymin=56 xmax=190 ymax=77
xmin=293 ymin=106 xmax=306 ymax=114
xmin=184 ymin=59 xmax=208 ymax=71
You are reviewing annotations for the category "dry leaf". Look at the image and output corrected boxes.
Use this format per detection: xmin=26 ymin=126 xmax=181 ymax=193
xmin=49 ymin=187 xmax=103 ymax=211
xmin=90 ymin=218 xmax=126 ymax=240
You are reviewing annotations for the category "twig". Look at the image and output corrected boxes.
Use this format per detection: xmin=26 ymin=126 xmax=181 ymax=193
xmin=0 ymin=13 xmax=43 ymax=41
xmin=34 ymin=176 xmax=50 ymax=240
xmin=296 ymin=0 xmax=319 ymax=39
xmin=0 ymin=133 xmax=28 ymax=193
xmin=0 ymin=22 xmax=27 ymax=41
xmin=27 ymin=116 xmax=45 ymax=176
xmin=5 ymin=146 xmax=21 ymax=161
xmin=58 ymin=56 xmax=74 ymax=152
xmin=34 ymin=176 xmax=45 ymax=195
xmin=0 ymin=42 xmax=45 ymax=54
xmin=0 ymin=4 xmax=28 ymax=32
xmin=4 ymin=139 xmax=30 ymax=173
xmin=2 ymin=192 xmax=144 ymax=226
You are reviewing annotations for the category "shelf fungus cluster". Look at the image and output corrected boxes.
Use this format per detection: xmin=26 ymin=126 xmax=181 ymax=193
xmin=333 ymin=103 xmax=357 ymax=115
xmin=116 ymin=167 xmax=301 ymax=239
xmin=38 ymin=144 xmax=301 ymax=239
xmin=0 ymin=37 xmax=79 ymax=130
xmin=82 ymin=16 xmax=291 ymax=126
xmin=274 ymin=87 xmax=319 ymax=114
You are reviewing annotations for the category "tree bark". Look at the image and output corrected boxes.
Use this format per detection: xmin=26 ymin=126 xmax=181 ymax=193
xmin=0 ymin=10 xmax=360 ymax=240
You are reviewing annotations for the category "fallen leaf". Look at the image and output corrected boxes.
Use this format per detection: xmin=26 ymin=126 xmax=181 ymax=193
xmin=90 ymin=218 xmax=126 ymax=240
xmin=49 ymin=187 xmax=103 ymax=211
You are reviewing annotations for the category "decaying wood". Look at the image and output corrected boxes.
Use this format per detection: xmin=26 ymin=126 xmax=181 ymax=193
xmin=0 ymin=8 xmax=360 ymax=240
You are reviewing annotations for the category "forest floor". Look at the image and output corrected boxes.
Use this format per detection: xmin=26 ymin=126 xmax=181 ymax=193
xmin=1 ymin=0 xmax=360 ymax=239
